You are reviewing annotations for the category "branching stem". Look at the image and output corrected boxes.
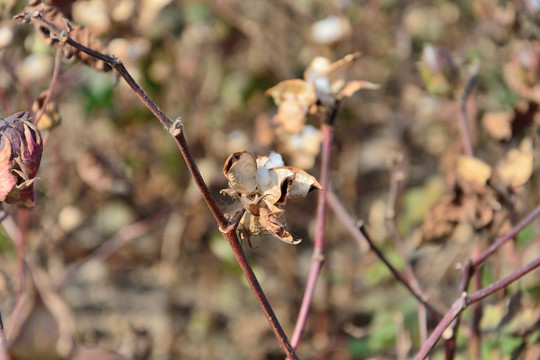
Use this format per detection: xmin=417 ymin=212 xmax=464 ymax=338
xmin=19 ymin=11 xmax=298 ymax=359
xmin=415 ymin=256 xmax=540 ymax=360
xmin=290 ymin=104 xmax=339 ymax=353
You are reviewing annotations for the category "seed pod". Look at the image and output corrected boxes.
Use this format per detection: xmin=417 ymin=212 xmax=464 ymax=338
xmin=223 ymin=151 xmax=258 ymax=195
xmin=0 ymin=112 xmax=43 ymax=207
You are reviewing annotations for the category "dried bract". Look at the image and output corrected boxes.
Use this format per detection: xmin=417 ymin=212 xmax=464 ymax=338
xmin=17 ymin=0 xmax=111 ymax=72
xmin=0 ymin=112 xmax=43 ymax=208
xmin=222 ymin=151 xmax=321 ymax=244
xmin=266 ymin=52 xmax=378 ymax=135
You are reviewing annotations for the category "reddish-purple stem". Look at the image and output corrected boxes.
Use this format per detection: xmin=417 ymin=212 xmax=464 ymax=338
xmin=473 ymin=202 xmax=540 ymax=267
xmin=24 ymin=13 xmax=297 ymax=359
xmin=415 ymin=255 xmax=540 ymax=360
xmin=386 ymin=154 xmax=445 ymax=342
xmin=290 ymin=117 xmax=334 ymax=351
xmin=0 ymin=310 xmax=7 ymax=360
xmin=458 ymin=65 xmax=478 ymax=157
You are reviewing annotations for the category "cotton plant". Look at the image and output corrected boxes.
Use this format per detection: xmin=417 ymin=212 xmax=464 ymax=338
xmin=265 ymin=52 xmax=378 ymax=169
xmin=266 ymin=52 xmax=379 ymax=134
xmin=221 ymin=151 xmax=321 ymax=245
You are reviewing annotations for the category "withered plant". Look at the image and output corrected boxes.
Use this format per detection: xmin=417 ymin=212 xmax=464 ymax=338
xmin=0 ymin=1 xmax=538 ymax=360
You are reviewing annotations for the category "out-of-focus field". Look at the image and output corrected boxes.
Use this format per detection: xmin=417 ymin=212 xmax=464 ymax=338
xmin=0 ymin=1 xmax=539 ymax=359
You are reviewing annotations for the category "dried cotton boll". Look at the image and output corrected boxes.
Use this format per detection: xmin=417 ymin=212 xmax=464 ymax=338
xmin=0 ymin=26 xmax=13 ymax=49
xmin=226 ymin=130 xmax=249 ymax=154
xmin=72 ymin=0 xmax=111 ymax=36
xmin=58 ymin=205 xmax=85 ymax=232
xmin=108 ymin=38 xmax=151 ymax=63
xmin=111 ymin=0 xmax=136 ymax=22
xmin=20 ymin=54 xmax=53 ymax=82
xmin=311 ymin=16 xmax=351 ymax=45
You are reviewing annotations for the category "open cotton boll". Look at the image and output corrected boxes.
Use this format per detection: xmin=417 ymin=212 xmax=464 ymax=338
xmin=256 ymin=166 xmax=271 ymax=187
xmin=265 ymin=152 xmax=285 ymax=169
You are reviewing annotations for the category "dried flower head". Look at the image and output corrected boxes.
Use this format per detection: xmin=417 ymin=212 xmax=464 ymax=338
xmin=222 ymin=151 xmax=321 ymax=245
xmin=0 ymin=112 xmax=43 ymax=207
xmin=266 ymin=52 xmax=378 ymax=134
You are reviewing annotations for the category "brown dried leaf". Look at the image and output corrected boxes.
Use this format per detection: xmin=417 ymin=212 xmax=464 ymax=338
xmin=337 ymin=80 xmax=380 ymax=99
xmin=258 ymin=206 xmax=299 ymax=244
xmin=23 ymin=0 xmax=111 ymax=72
xmin=420 ymin=195 xmax=461 ymax=244
xmin=305 ymin=52 xmax=361 ymax=91
xmin=32 ymin=91 xmax=62 ymax=131
xmin=496 ymin=138 xmax=534 ymax=188
xmin=457 ymin=155 xmax=492 ymax=186
xmin=223 ymin=151 xmax=257 ymax=195
xmin=482 ymin=110 xmax=513 ymax=141
xmin=271 ymin=167 xmax=322 ymax=204
xmin=265 ymin=79 xmax=317 ymax=134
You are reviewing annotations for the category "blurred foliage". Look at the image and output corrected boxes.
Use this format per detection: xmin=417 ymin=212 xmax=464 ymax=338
xmin=0 ymin=0 xmax=538 ymax=359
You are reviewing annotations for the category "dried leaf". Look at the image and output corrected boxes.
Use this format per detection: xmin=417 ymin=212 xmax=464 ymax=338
xmin=271 ymin=167 xmax=322 ymax=203
xmin=457 ymin=155 xmax=492 ymax=186
xmin=265 ymin=79 xmax=317 ymax=134
xmin=22 ymin=0 xmax=111 ymax=72
xmin=496 ymin=138 xmax=534 ymax=188
xmin=482 ymin=110 xmax=513 ymax=141
xmin=337 ymin=80 xmax=380 ymax=99
xmin=258 ymin=206 xmax=299 ymax=244
xmin=32 ymin=91 xmax=62 ymax=131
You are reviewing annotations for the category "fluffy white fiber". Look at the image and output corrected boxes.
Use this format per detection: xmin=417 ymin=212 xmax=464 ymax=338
xmin=265 ymin=152 xmax=284 ymax=168
xmin=256 ymin=166 xmax=271 ymax=187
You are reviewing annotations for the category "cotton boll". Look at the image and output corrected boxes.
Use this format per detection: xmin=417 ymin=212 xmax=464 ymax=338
xmin=256 ymin=166 xmax=271 ymax=187
xmin=266 ymin=152 xmax=285 ymax=168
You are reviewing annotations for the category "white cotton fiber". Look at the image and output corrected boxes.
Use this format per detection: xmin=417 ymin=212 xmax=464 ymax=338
xmin=265 ymin=152 xmax=284 ymax=169
xmin=256 ymin=166 xmax=271 ymax=187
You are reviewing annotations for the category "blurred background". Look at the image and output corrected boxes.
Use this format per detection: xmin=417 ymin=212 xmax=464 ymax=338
xmin=0 ymin=0 xmax=540 ymax=359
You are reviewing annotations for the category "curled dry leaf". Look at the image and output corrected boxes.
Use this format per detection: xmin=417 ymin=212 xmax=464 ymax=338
xmin=33 ymin=90 xmax=62 ymax=131
xmin=304 ymin=52 xmax=379 ymax=106
xmin=482 ymin=110 xmax=513 ymax=141
xmin=19 ymin=0 xmax=111 ymax=72
xmin=222 ymin=151 xmax=320 ymax=244
xmin=265 ymin=79 xmax=317 ymax=134
xmin=496 ymin=138 xmax=534 ymax=189
xmin=457 ymin=155 xmax=492 ymax=186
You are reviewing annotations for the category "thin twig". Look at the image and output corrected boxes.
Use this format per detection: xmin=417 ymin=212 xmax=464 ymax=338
xmin=458 ymin=64 xmax=479 ymax=157
xmin=35 ymin=45 xmax=63 ymax=125
xmin=385 ymin=153 xmax=444 ymax=342
xmin=16 ymin=209 xmax=31 ymax=297
xmin=473 ymin=202 xmax=540 ymax=267
xmin=290 ymin=104 xmax=339 ymax=353
xmin=415 ymin=255 xmax=540 ymax=360
xmin=327 ymin=190 xmax=445 ymax=319
xmin=0 ymin=309 xmax=7 ymax=360
xmin=19 ymin=11 xmax=297 ymax=359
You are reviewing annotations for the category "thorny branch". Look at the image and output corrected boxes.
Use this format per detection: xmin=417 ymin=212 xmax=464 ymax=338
xmin=15 ymin=10 xmax=299 ymax=360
